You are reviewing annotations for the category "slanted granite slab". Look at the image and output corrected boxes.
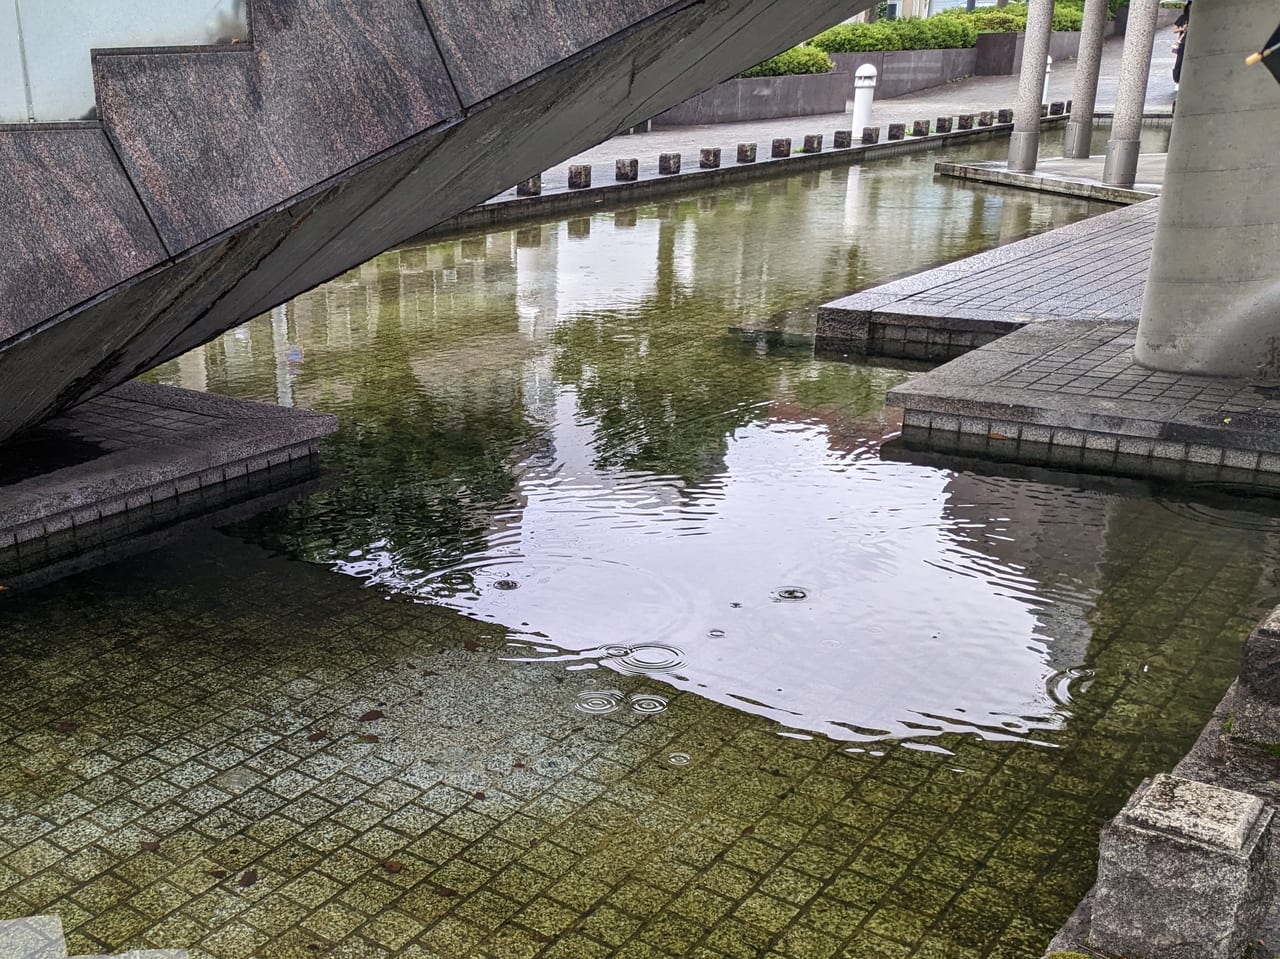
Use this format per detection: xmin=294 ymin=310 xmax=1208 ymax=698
xmin=888 ymin=319 xmax=1280 ymax=488
xmin=816 ymin=199 xmax=1157 ymax=359
xmin=0 ymin=382 xmax=335 ymax=580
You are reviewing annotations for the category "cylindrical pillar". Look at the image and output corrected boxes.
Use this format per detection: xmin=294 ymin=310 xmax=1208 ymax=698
xmin=1136 ymin=0 xmax=1280 ymax=376
xmin=1007 ymin=0 xmax=1055 ymax=172
xmin=1063 ymin=0 xmax=1109 ymax=157
xmin=851 ymin=65 xmax=877 ymax=136
xmin=1101 ymin=0 xmax=1160 ymax=186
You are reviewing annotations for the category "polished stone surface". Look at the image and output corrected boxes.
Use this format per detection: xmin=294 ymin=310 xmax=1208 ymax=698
xmin=0 ymin=0 xmax=866 ymax=445
xmin=94 ymin=0 xmax=461 ymax=254
xmin=0 ymin=126 xmax=166 ymax=339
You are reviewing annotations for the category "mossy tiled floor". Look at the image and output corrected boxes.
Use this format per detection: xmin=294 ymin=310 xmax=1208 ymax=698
xmin=0 ymin=520 xmax=1264 ymax=959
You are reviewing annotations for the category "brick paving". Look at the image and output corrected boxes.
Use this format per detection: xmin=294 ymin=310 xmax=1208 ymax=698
xmin=815 ymin=198 xmax=1157 ymax=360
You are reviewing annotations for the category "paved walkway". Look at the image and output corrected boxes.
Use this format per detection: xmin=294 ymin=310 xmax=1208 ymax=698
xmin=507 ymin=29 xmax=1179 ymax=196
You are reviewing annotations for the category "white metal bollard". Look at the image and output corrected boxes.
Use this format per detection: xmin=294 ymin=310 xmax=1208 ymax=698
xmin=851 ymin=64 xmax=878 ymax=138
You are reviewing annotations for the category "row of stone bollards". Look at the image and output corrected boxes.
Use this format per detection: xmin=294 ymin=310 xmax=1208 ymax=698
xmin=512 ymin=101 xmax=1074 ymax=197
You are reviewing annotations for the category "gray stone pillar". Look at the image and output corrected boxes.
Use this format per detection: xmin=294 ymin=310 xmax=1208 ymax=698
xmin=1136 ymin=0 xmax=1280 ymax=376
xmin=1063 ymin=0 xmax=1108 ymax=158
xmin=1101 ymin=0 xmax=1160 ymax=186
xmin=1007 ymin=0 xmax=1055 ymax=172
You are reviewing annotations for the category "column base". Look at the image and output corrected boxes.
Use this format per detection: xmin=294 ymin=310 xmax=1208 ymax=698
xmin=1062 ymin=119 xmax=1092 ymax=159
xmin=1007 ymin=130 xmax=1039 ymax=173
xmin=1102 ymin=137 xmax=1141 ymax=187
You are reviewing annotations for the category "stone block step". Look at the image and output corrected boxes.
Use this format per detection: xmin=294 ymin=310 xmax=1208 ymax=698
xmin=0 ymin=915 xmax=68 ymax=959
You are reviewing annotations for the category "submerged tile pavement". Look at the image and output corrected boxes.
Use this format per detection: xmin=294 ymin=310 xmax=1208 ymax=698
xmin=0 ymin=524 xmax=1270 ymax=959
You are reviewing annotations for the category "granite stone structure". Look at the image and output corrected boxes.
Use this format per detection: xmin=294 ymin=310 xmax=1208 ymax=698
xmin=1091 ymin=775 xmax=1275 ymax=959
xmin=861 ymin=125 xmax=880 ymax=143
xmin=736 ymin=141 xmax=757 ymax=163
xmin=0 ymin=0 xmax=867 ymax=445
xmin=658 ymin=152 xmax=682 ymax=174
xmin=615 ymin=158 xmax=639 ymax=181
xmin=833 ymin=129 xmax=852 ymax=149
xmin=699 ymin=147 xmax=721 ymax=168
xmin=516 ymin=174 xmax=542 ymax=196
xmin=568 ymin=164 xmax=593 ymax=189
xmin=887 ymin=123 xmax=905 ymax=140
xmin=802 ymin=133 xmax=823 ymax=153
xmin=771 ymin=137 xmax=792 ymax=158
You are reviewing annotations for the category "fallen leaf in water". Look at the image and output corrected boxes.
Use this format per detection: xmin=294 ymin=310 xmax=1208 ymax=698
xmin=473 ymin=791 xmax=487 ymax=800
xmin=139 ymin=840 xmax=160 ymax=853
xmin=437 ymin=886 xmax=459 ymax=897
xmin=463 ymin=640 xmax=480 ymax=652
xmin=358 ymin=734 xmax=380 ymax=744
xmin=238 ymin=869 xmax=258 ymax=887
xmin=209 ymin=870 xmax=228 ymax=879
xmin=531 ymin=932 xmax=554 ymax=944
xmin=513 ymin=761 xmax=527 ymax=769
xmin=741 ymin=825 xmax=755 ymax=837
xmin=358 ymin=710 xmax=385 ymax=722
xmin=306 ymin=731 xmax=329 ymax=743
xmin=52 ymin=720 xmax=80 ymax=734
xmin=421 ymin=669 xmax=439 ymax=676
xmin=384 ymin=861 xmax=403 ymax=874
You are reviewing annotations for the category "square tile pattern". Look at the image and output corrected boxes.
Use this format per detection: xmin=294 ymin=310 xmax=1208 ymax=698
xmin=0 ymin=525 xmax=1266 ymax=959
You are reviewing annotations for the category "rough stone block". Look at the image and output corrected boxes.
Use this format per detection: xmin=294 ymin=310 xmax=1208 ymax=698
xmin=910 ymin=120 xmax=929 ymax=137
xmin=1231 ymin=606 xmax=1280 ymax=742
xmin=1049 ymin=100 xmax=1065 ymax=116
xmin=978 ymin=111 xmax=994 ymax=127
xmin=658 ymin=152 xmax=681 ymax=175
xmin=935 ymin=116 xmax=953 ymax=133
xmin=957 ymin=114 xmax=974 ymax=130
xmin=887 ymin=123 xmax=905 ymax=141
xmin=1066 ymin=98 xmax=1073 ymax=112
xmin=862 ymin=126 xmax=880 ymax=144
xmin=1039 ymin=103 xmax=1049 ymax=118
xmin=997 ymin=108 xmax=1013 ymax=124
xmin=833 ymin=129 xmax=853 ymax=149
xmin=568 ymin=165 xmax=592 ymax=189
xmin=736 ymin=142 xmax=757 ymax=164
xmin=516 ymin=175 xmax=541 ymax=197
xmin=802 ymin=134 xmax=823 ymax=153
xmin=1091 ymin=774 xmax=1274 ymax=959
xmin=615 ymin=158 xmax=638 ymax=181
xmin=771 ymin=138 xmax=792 ymax=158
xmin=699 ymin=147 xmax=721 ymax=169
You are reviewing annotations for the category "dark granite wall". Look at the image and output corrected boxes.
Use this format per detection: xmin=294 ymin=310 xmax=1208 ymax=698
xmin=0 ymin=0 xmax=871 ymax=443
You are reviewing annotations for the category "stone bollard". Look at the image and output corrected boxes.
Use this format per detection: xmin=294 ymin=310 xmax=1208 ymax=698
xmin=862 ymin=126 xmax=880 ymax=144
xmin=771 ymin=138 xmax=792 ymax=158
xmin=516 ymin=175 xmax=542 ymax=197
xmin=1231 ymin=605 xmax=1280 ymax=742
xmin=567 ymin=165 xmax=591 ymax=189
xmin=909 ymin=119 xmax=929 ymax=137
xmin=615 ymin=158 xmax=638 ymax=182
xmin=1039 ymin=103 xmax=1049 ymax=118
xmin=833 ymin=130 xmax=853 ymax=149
xmin=997 ymin=108 xmax=1013 ymax=124
xmin=957 ymin=114 xmax=974 ymax=130
xmin=736 ymin=143 xmax=757 ymax=164
xmin=802 ymin=134 xmax=823 ymax=153
xmin=1091 ymin=774 xmax=1274 ymax=959
xmin=978 ymin=111 xmax=994 ymax=127
xmin=935 ymin=116 xmax=953 ymax=134
xmin=1066 ymin=98 xmax=1073 ymax=113
xmin=887 ymin=123 xmax=905 ymax=141
xmin=1049 ymin=100 xmax=1065 ymax=116
xmin=700 ymin=147 xmax=721 ymax=169
xmin=658 ymin=153 xmax=681 ymax=175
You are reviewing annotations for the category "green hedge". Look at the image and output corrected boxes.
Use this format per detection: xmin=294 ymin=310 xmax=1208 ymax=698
xmin=737 ymin=45 xmax=835 ymax=78
xmin=810 ymin=1 xmax=1090 ymax=55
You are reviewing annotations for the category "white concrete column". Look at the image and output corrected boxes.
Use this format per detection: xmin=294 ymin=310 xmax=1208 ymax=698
xmin=1101 ymin=0 xmax=1161 ymax=185
xmin=1063 ymin=0 xmax=1109 ymax=157
xmin=1136 ymin=0 xmax=1280 ymax=376
xmin=1007 ymin=0 xmax=1056 ymax=171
